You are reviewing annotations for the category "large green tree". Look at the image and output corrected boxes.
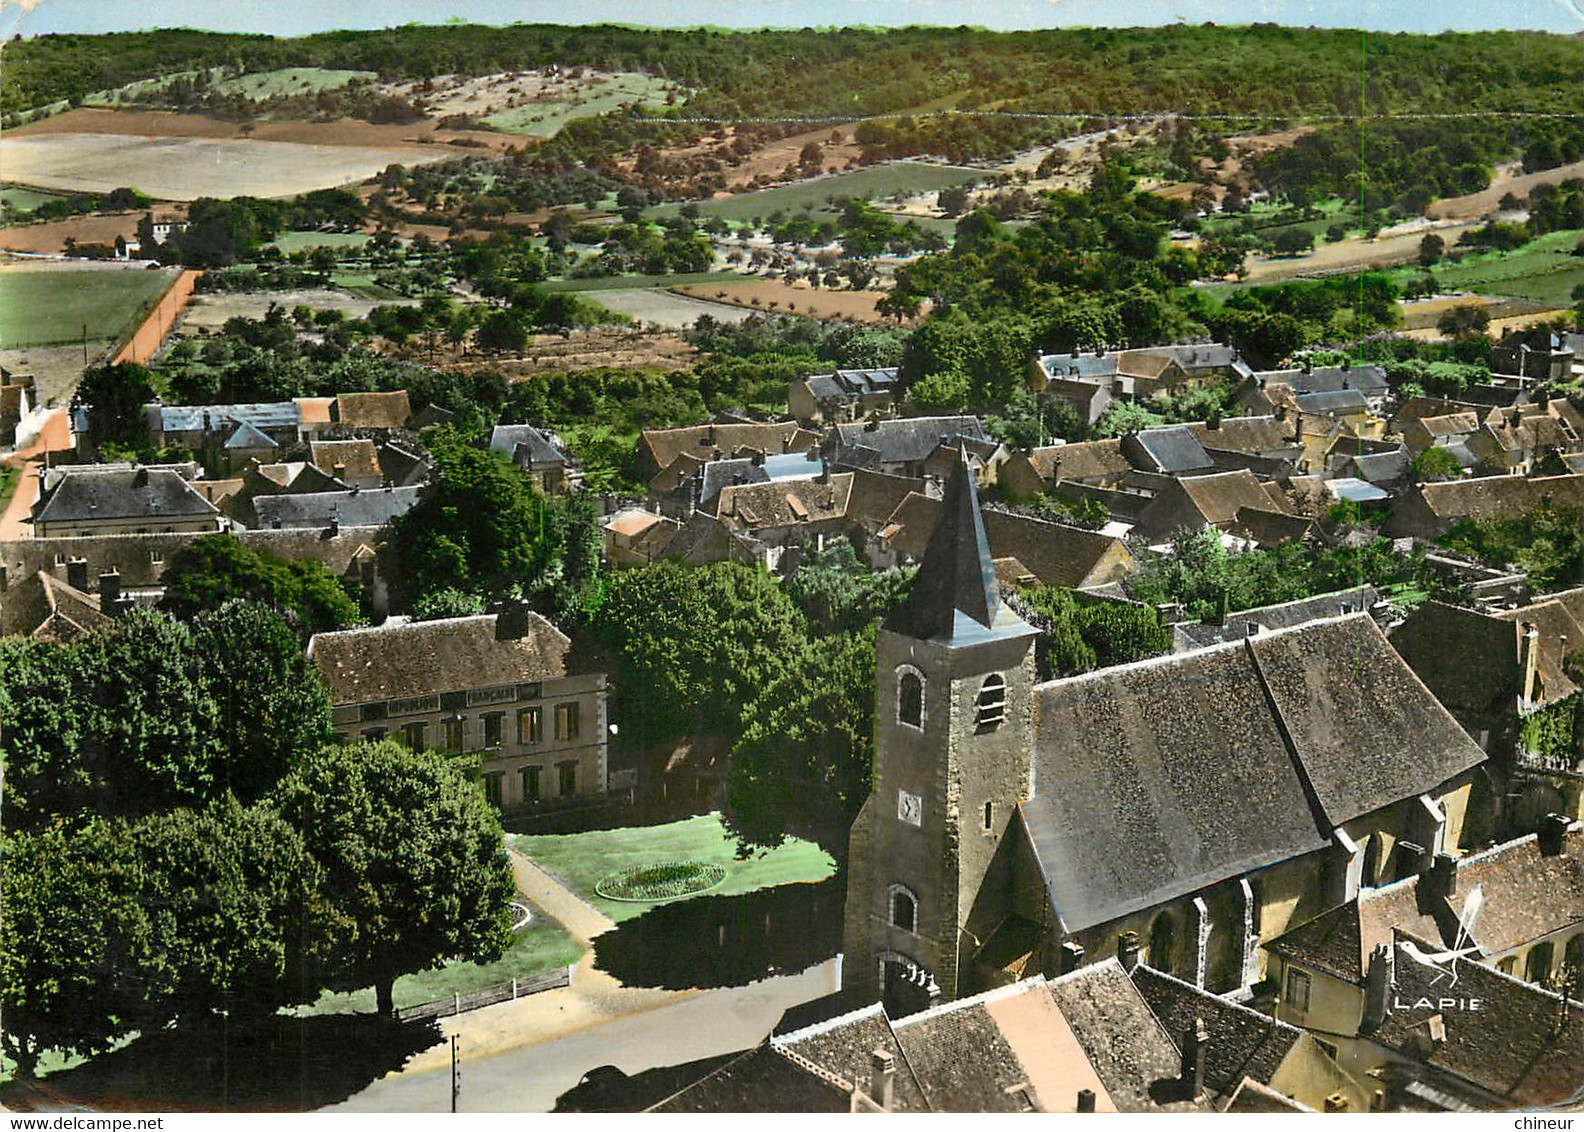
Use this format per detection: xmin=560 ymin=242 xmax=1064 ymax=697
xmin=269 ymin=741 xmax=516 ymax=1017
xmin=159 ymin=533 xmax=361 ymax=635
xmin=726 ymin=628 xmax=879 ymax=852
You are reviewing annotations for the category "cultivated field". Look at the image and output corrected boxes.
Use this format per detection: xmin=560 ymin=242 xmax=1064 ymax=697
xmin=267 ymin=231 xmax=373 ymax=253
xmin=0 ymin=133 xmax=452 ymax=201
xmin=84 ymin=66 xmax=378 ymax=109
xmin=585 ymin=288 xmax=756 ymax=329
xmin=0 ymin=186 xmax=65 ymax=215
xmin=0 ymin=262 xmax=178 ymax=349
xmin=177 ymin=288 xmax=415 ymax=331
xmin=440 ymin=327 xmax=699 ymax=375
xmin=0 ymin=212 xmax=154 ymax=254
xmin=656 ymin=161 xmax=985 ymax=224
xmin=378 ymin=68 xmax=677 ymax=138
xmin=1393 ymin=228 xmax=1584 ymax=306
xmin=1239 ymin=221 xmax=1483 ymax=283
xmin=672 ymin=278 xmax=896 ymax=323
xmin=1429 ymin=158 xmax=1584 ymax=221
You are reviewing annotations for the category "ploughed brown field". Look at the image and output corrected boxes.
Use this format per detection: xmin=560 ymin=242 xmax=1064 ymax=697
xmin=671 ymin=278 xmax=902 ymax=324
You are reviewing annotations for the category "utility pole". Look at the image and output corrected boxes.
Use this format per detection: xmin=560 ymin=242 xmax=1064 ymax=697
xmin=450 ymin=1034 xmax=460 ymax=1113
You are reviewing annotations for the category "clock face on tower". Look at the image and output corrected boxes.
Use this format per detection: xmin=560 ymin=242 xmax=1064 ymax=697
xmin=897 ymin=789 xmax=923 ymax=827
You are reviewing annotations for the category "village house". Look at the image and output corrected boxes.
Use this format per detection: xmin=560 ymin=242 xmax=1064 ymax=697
xmin=602 ymin=508 xmax=684 ymax=566
xmin=1386 ymin=473 xmax=1584 ymax=540
xmin=999 ymin=439 xmax=1133 ymax=499
xmin=654 ymin=449 xmax=826 ymax=520
xmin=842 ymin=455 xmax=1489 ymax=1022
xmin=828 ymin=415 xmax=988 ymax=480
xmin=879 ymin=492 xmax=1135 ymax=590
xmin=1133 ymin=469 xmax=1294 ymax=541
xmin=29 ymin=463 xmax=226 ymax=539
xmin=307 ymin=608 xmax=607 ymax=810
xmin=1171 ymin=585 xmax=1383 ymax=653
xmin=711 ymin=471 xmax=856 ymax=573
xmin=488 ymin=424 xmax=577 ymax=494
xmin=1031 ymin=344 xmax=1252 ymax=425
xmin=143 ymin=402 xmax=304 ymax=474
xmin=1389 ymin=590 xmax=1584 ymax=827
xmin=1492 ymin=331 xmax=1576 ymax=382
xmin=251 ymin=484 xmax=422 ymax=531
xmin=788 ymin=367 xmax=900 ymax=424
xmin=637 ymin=420 xmax=822 ymax=488
xmin=332 ymin=390 xmax=412 ymax=433
xmin=921 ymin=435 xmax=1012 ymax=490
xmin=0 ymin=371 xmax=42 ymax=450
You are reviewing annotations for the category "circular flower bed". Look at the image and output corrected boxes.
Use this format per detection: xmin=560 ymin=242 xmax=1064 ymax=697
xmin=595 ymin=860 xmax=727 ymax=902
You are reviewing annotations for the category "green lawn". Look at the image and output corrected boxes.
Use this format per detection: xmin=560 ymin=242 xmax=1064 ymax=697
xmin=328 ymin=271 xmax=406 ymax=301
xmin=269 ymin=231 xmax=373 ymax=253
xmin=511 ymin=813 xmax=836 ymax=924
xmin=296 ymin=907 xmax=585 ymax=1017
xmin=214 ymin=67 xmax=377 ymax=100
xmin=1389 ymin=227 xmax=1584 ymax=306
xmin=0 ymin=185 xmax=66 ymax=214
xmin=542 ymin=270 xmax=744 ymax=292
xmin=481 ymin=73 xmax=676 ymax=138
xmin=650 ymin=161 xmax=985 ymax=225
xmin=0 ymin=267 xmax=177 ymax=349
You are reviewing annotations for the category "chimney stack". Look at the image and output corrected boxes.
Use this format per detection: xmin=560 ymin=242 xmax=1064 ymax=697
xmin=869 ymin=1049 xmax=896 ymax=1112
xmin=1362 ymin=943 xmax=1394 ymax=1032
xmin=98 ymin=569 xmax=122 ymax=610
xmin=333 ymin=461 xmax=347 ymax=481
xmin=1180 ymin=1017 xmax=1208 ymax=1100
xmin=1324 ymin=1092 xmax=1349 ymax=1113
xmin=1539 ymin=812 xmax=1571 ymax=857
xmin=1076 ymin=1089 xmax=1096 ymax=1113
xmin=1425 ymin=852 xmax=1458 ymax=900
xmin=66 ymin=557 xmax=89 ymax=591
xmin=493 ymin=599 xmax=534 ymax=641
xmin=1118 ymin=931 xmax=1141 ymax=973
xmin=1060 ymin=940 xmax=1085 ymax=974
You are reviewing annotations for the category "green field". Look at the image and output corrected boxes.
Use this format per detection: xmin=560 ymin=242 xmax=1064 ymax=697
xmin=0 ymin=185 xmax=66 ymax=214
xmin=0 ymin=267 xmax=177 ymax=349
xmin=84 ymin=66 xmax=374 ymax=108
xmin=270 ymin=231 xmax=373 ymax=253
xmin=297 ymin=906 xmax=584 ymax=1017
xmin=511 ymin=813 xmax=836 ymax=924
xmin=542 ymin=270 xmax=744 ymax=292
xmin=481 ymin=73 xmax=675 ymax=138
xmin=651 ymin=161 xmax=986 ymax=225
xmin=1200 ymin=196 xmax=1362 ymax=244
xmin=1389 ymin=228 xmax=1584 ymax=306
xmin=328 ymin=270 xmax=406 ymax=300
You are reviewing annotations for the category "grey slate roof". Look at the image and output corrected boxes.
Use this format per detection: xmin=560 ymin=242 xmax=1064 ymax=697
xmin=1130 ymin=426 xmax=1214 ymax=474
xmin=489 ymin=424 xmax=566 ymax=466
xmin=804 ymin=367 xmax=900 ymax=401
xmin=1174 ymin=585 xmax=1380 ymax=650
xmin=1288 ymin=365 xmax=1389 ymax=398
xmin=224 ymin=420 xmax=278 ymax=450
xmin=153 ymin=402 xmax=299 ymax=433
xmin=1293 ymin=389 xmax=1369 ymax=415
xmin=33 ymin=466 xmax=221 ymax=525
xmin=1022 ymin=614 xmax=1483 ymax=932
xmin=252 ymin=485 xmax=420 ymax=529
xmin=832 ymin=415 xmax=986 ymax=467
xmin=698 ymin=450 xmax=824 ymax=507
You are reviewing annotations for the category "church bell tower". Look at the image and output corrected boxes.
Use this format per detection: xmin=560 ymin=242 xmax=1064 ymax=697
xmin=841 ymin=449 xmax=1038 ymax=1014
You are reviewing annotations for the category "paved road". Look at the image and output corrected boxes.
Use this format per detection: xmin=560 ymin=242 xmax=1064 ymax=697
xmin=328 ymin=960 xmax=838 ymax=1112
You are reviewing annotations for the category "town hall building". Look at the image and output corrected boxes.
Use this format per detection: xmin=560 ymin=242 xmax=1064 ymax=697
xmin=842 ymin=453 xmax=1490 ymax=1018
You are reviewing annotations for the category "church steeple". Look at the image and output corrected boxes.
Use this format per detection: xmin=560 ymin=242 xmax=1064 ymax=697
xmin=885 ymin=448 xmax=1027 ymax=644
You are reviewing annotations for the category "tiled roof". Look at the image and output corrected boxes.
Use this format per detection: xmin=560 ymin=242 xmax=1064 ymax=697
xmin=1047 ymin=961 xmax=1211 ymax=1113
xmin=1023 ymin=615 xmax=1483 ymax=931
xmin=1025 ymin=439 xmax=1131 ymax=482
xmin=1287 ymin=365 xmax=1389 ymax=398
xmin=640 ymin=421 xmax=819 ymax=475
xmin=715 ymin=473 xmax=853 ymax=530
xmin=33 ymin=466 xmax=221 ymax=525
xmin=1411 ymin=473 xmax=1584 ymax=523
xmin=310 ymin=439 xmax=381 ymax=481
xmin=335 ymin=390 xmax=412 ymax=430
xmin=1373 ymin=933 xmax=1584 ymax=1108
xmin=1130 ymin=967 xmax=1304 ymax=1099
xmin=1187 ymin=415 xmax=1296 ymax=455
xmin=307 ymin=612 xmax=570 ymax=705
xmin=660 ymin=511 xmax=760 ymax=565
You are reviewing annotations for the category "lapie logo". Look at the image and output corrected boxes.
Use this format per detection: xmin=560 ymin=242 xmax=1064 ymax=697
xmin=1395 ymin=883 xmax=1486 ymax=1010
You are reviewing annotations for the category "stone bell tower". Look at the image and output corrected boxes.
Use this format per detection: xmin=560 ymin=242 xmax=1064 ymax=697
xmin=841 ymin=449 xmax=1038 ymax=1014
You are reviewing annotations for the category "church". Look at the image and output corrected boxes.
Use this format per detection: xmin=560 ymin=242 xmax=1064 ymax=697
xmin=841 ymin=453 xmax=1491 ymax=1017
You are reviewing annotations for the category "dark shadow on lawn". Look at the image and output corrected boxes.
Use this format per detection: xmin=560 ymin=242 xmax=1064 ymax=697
xmin=592 ymin=875 xmax=843 ymax=991
xmin=0 ymin=1012 xmax=441 ymax=1112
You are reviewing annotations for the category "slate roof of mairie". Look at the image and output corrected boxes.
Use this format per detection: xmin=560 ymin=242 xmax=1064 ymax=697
xmin=831 ymin=415 xmax=987 ymax=466
xmin=33 ymin=466 xmax=221 ymax=524
xmin=252 ymin=485 xmax=421 ymax=529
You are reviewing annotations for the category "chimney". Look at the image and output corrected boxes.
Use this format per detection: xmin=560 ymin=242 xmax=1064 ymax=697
xmin=751 ymin=450 xmax=765 ymax=467
xmin=494 ymin=599 xmax=533 ymax=640
xmin=1424 ymin=852 xmax=1458 ymax=900
xmin=1539 ymin=812 xmax=1571 ymax=857
xmin=1362 ymin=944 xmax=1394 ymax=1032
xmin=66 ymin=557 xmax=89 ymax=591
xmin=333 ymin=461 xmax=347 ymax=480
xmin=1060 ymin=940 xmax=1085 ymax=974
xmin=869 ymin=1049 xmax=896 ymax=1112
xmin=1076 ymin=1089 xmax=1096 ymax=1113
xmin=98 ymin=569 xmax=122 ymax=609
xmin=1324 ymin=1092 xmax=1350 ymax=1113
xmin=1180 ymin=1017 xmax=1208 ymax=1100
xmin=1520 ymin=622 xmax=1541 ymax=705
xmin=1117 ymin=931 xmax=1141 ymax=973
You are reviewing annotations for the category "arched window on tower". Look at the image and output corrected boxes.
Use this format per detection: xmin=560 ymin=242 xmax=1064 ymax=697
xmin=977 ymin=673 xmax=1006 ymax=729
xmin=1149 ymin=912 xmax=1175 ymax=975
xmin=897 ymin=667 xmax=924 ymax=729
xmin=889 ymin=884 xmax=918 ymax=934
